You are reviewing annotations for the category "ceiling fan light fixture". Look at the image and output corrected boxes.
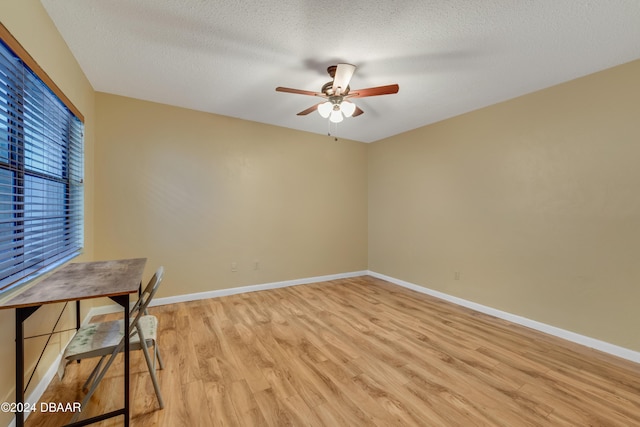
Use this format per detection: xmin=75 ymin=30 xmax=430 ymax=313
xmin=329 ymin=109 xmax=344 ymax=123
xmin=317 ymin=101 xmax=332 ymax=118
xmin=340 ymin=100 xmax=356 ymax=117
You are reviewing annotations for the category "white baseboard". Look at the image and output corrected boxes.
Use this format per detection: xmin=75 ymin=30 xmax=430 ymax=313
xmin=367 ymin=270 xmax=640 ymax=364
xmin=82 ymin=270 xmax=369 ymax=317
xmin=152 ymin=270 xmax=368 ymax=306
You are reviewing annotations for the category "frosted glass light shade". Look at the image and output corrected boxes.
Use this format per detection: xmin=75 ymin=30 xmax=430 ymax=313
xmin=317 ymin=102 xmax=332 ymax=118
xmin=329 ymin=109 xmax=344 ymax=123
xmin=340 ymin=101 xmax=356 ymax=117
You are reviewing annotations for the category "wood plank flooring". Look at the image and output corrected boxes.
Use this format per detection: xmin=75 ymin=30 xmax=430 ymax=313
xmin=25 ymin=275 xmax=640 ymax=426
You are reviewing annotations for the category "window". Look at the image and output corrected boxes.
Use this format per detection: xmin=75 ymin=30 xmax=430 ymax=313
xmin=0 ymin=27 xmax=84 ymax=292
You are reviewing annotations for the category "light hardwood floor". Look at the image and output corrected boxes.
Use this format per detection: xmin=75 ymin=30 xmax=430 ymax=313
xmin=25 ymin=275 xmax=640 ymax=426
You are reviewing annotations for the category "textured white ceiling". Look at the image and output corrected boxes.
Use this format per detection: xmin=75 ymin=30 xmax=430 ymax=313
xmin=41 ymin=0 xmax=640 ymax=143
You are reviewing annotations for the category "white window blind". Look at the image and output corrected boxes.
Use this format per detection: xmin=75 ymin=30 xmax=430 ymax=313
xmin=0 ymin=39 xmax=84 ymax=291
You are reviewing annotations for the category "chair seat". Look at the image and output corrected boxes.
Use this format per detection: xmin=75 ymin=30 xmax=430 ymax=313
xmin=63 ymin=315 xmax=158 ymax=362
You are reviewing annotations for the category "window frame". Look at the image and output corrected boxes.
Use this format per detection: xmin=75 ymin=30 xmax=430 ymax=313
xmin=0 ymin=23 xmax=84 ymax=292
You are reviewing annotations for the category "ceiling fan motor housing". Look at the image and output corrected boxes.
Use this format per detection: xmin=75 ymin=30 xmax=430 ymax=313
xmin=322 ymin=81 xmax=350 ymax=97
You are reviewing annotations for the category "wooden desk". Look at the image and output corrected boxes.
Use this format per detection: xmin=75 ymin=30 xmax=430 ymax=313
xmin=0 ymin=258 xmax=147 ymax=427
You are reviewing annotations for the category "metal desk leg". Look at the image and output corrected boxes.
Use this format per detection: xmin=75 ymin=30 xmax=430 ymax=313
xmin=76 ymin=300 xmax=81 ymax=330
xmin=109 ymin=294 xmax=130 ymax=427
xmin=124 ymin=295 xmax=130 ymax=427
xmin=76 ymin=301 xmax=81 ymax=364
xmin=15 ymin=306 xmax=41 ymax=427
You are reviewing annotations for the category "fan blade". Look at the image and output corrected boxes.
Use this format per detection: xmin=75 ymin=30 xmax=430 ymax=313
xmin=332 ymin=63 xmax=356 ymax=96
xmin=276 ymin=87 xmax=324 ymax=97
xmin=348 ymin=84 xmax=399 ymax=98
xmin=352 ymin=106 xmax=364 ymax=117
xmin=297 ymin=103 xmax=321 ymax=116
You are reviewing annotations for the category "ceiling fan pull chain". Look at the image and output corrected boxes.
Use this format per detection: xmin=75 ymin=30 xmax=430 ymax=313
xmin=328 ymin=120 xmax=338 ymax=141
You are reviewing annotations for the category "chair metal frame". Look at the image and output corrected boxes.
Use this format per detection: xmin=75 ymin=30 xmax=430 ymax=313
xmin=63 ymin=266 xmax=165 ymax=421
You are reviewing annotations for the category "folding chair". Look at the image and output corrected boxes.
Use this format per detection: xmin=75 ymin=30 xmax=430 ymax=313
xmin=61 ymin=266 xmax=165 ymax=419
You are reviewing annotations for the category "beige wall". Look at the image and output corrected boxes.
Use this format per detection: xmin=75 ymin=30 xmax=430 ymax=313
xmin=94 ymin=93 xmax=368 ymax=297
xmin=0 ymin=0 xmax=96 ymax=424
xmin=368 ymin=59 xmax=640 ymax=350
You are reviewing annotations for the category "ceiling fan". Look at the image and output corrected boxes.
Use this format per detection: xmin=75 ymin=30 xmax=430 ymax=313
xmin=276 ymin=63 xmax=399 ymax=123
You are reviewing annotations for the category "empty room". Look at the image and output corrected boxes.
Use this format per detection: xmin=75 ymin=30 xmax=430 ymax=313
xmin=1 ymin=0 xmax=640 ymax=426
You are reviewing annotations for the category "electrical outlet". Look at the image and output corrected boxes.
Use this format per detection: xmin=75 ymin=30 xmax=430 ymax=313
xmin=231 ymin=262 xmax=238 ymax=272
xmin=454 ymin=271 xmax=460 ymax=280
xmin=254 ymin=260 xmax=259 ymax=270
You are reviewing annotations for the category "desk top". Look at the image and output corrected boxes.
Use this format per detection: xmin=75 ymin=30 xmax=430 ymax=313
xmin=0 ymin=258 xmax=147 ymax=309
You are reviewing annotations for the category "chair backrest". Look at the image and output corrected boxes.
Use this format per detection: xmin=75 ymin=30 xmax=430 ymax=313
xmin=128 ymin=266 xmax=163 ymax=334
